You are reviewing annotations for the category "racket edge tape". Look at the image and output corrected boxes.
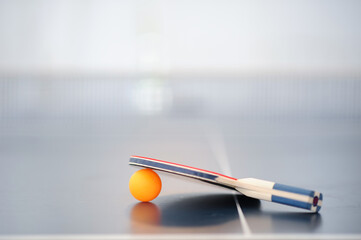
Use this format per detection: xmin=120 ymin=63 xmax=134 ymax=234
xmin=130 ymin=156 xmax=240 ymax=190
xmin=129 ymin=156 xmax=231 ymax=183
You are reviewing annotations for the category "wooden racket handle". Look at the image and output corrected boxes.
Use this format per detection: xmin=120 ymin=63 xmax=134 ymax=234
xmin=236 ymin=178 xmax=323 ymax=212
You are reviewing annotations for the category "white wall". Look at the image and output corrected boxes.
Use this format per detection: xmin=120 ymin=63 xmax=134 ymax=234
xmin=0 ymin=0 xmax=360 ymax=75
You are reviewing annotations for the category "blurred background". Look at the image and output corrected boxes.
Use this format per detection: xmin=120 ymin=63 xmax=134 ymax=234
xmin=0 ymin=0 xmax=360 ymax=122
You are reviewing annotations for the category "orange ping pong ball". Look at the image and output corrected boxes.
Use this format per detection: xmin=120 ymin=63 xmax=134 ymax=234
xmin=129 ymin=169 xmax=162 ymax=202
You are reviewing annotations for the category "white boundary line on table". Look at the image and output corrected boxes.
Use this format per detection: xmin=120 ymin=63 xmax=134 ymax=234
xmin=1 ymin=234 xmax=361 ymax=240
xmin=205 ymin=126 xmax=251 ymax=236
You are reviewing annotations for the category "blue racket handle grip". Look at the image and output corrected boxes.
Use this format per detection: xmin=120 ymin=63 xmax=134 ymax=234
xmin=236 ymin=178 xmax=323 ymax=212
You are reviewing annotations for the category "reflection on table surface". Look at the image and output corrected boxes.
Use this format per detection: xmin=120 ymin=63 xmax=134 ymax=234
xmin=0 ymin=76 xmax=360 ymax=235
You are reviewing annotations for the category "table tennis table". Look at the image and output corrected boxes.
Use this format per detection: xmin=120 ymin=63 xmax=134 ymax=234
xmin=1 ymin=76 xmax=360 ymax=239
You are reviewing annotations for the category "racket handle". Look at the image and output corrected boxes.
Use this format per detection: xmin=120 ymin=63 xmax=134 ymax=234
xmin=236 ymin=178 xmax=323 ymax=212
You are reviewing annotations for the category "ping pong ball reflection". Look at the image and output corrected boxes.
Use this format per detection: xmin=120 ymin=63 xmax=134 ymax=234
xmin=129 ymin=169 xmax=162 ymax=202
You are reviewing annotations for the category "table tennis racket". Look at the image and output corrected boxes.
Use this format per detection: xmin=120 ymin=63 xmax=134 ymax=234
xmin=129 ymin=155 xmax=323 ymax=212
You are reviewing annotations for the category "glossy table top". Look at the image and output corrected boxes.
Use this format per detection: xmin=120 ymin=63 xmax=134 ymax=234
xmin=1 ymin=76 xmax=360 ymax=239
